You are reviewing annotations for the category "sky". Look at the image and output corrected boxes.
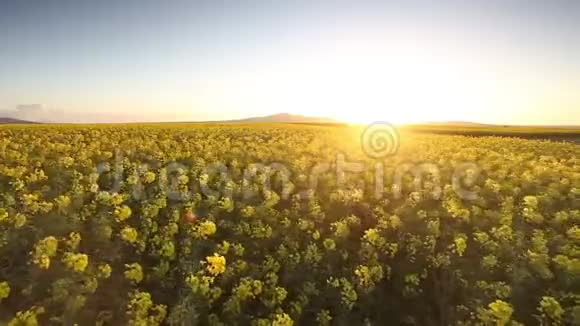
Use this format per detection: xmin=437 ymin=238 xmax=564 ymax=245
xmin=0 ymin=0 xmax=579 ymax=124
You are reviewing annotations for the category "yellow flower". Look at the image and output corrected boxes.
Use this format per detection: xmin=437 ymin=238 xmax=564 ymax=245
xmin=205 ymin=254 xmax=226 ymax=276
xmin=355 ymin=266 xmax=371 ymax=287
xmin=89 ymin=184 xmax=99 ymax=193
xmin=124 ymin=263 xmax=143 ymax=283
xmin=55 ymin=195 xmax=71 ymax=210
xmin=65 ymin=232 xmax=81 ymax=250
xmin=12 ymin=213 xmax=27 ymax=228
xmin=273 ymin=313 xmax=294 ymax=326
xmin=111 ymin=193 xmax=125 ymax=206
xmin=186 ymin=274 xmax=215 ymax=296
xmin=566 ymin=225 xmax=580 ymax=241
xmin=487 ymin=300 xmax=513 ymax=326
xmin=312 ymin=230 xmax=320 ymax=240
xmin=126 ymin=175 xmax=139 ymax=185
xmin=538 ymin=296 xmax=564 ymax=320
xmin=114 ymin=205 xmax=132 ymax=222
xmin=453 ymin=235 xmax=467 ymax=257
xmin=38 ymin=255 xmax=51 ymax=269
xmin=32 ymin=236 xmax=58 ymax=269
xmin=198 ymin=221 xmax=217 ymax=238
xmin=121 ymin=227 xmax=138 ymax=243
xmin=0 ymin=208 xmax=8 ymax=222
xmin=8 ymin=306 xmax=45 ymax=326
xmin=178 ymin=174 xmax=189 ymax=185
xmin=97 ymin=264 xmax=112 ymax=279
xmin=143 ymin=171 xmax=156 ymax=184
xmin=0 ymin=281 xmax=10 ymax=301
xmin=62 ymin=252 xmax=89 ymax=272
xmin=323 ymin=238 xmax=336 ymax=251
xmin=523 ymin=196 xmax=539 ymax=209
xmin=362 ymin=228 xmax=383 ymax=247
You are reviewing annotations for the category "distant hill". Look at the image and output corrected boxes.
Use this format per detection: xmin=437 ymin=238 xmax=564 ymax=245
xmin=0 ymin=117 xmax=39 ymax=124
xmin=220 ymin=113 xmax=339 ymax=124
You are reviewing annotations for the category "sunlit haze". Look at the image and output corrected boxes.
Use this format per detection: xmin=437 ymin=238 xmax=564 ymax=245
xmin=1 ymin=1 xmax=579 ymax=124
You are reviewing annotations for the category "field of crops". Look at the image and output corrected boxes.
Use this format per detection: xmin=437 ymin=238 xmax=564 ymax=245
xmin=0 ymin=123 xmax=578 ymax=325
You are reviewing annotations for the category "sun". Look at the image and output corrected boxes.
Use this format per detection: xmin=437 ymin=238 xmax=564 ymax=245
xmin=280 ymin=44 xmax=495 ymax=124
xmin=208 ymin=39 xmax=499 ymax=125
xmin=308 ymin=45 xmax=496 ymax=125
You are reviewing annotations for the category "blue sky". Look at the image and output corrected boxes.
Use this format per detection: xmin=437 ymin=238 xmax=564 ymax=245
xmin=1 ymin=0 xmax=579 ymax=124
